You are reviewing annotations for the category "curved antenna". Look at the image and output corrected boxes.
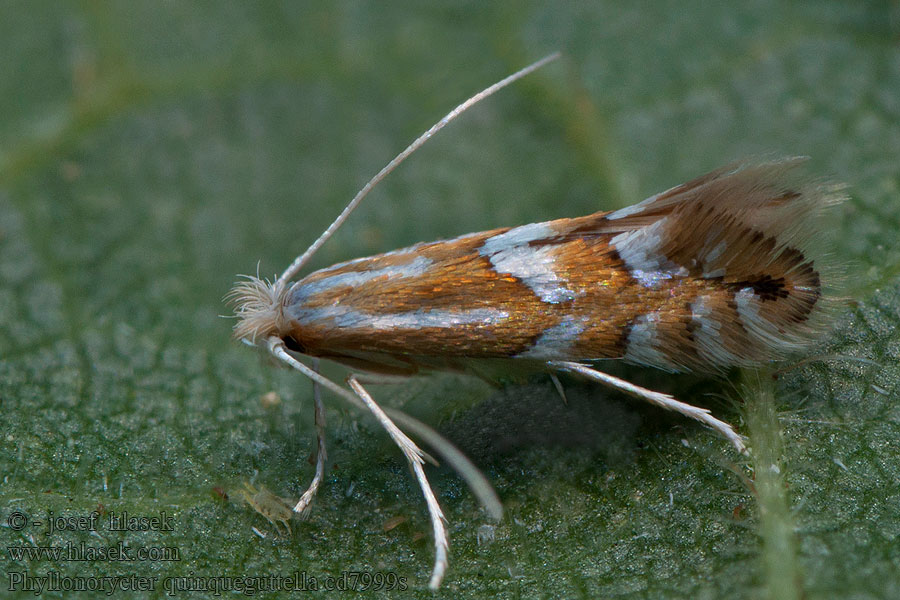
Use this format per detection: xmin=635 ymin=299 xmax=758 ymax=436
xmin=278 ymin=52 xmax=561 ymax=285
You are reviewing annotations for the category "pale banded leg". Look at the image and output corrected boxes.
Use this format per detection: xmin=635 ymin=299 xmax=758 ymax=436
xmin=347 ymin=376 xmax=449 ymax=590
xmin=293 ymin=358 xmax=328 ymax=516
xmin=266 ymin=338 xmax=500 ymax=517
xmin=267 ymin=337 xmax=483 ymax=587
xmin=343 ymin=372 xmax=440 ymax=467
xmin=286 ymin=353 xmax=501 ymax=520
xmin=549 ymin=361 xmax=748 ymax=454
xmin=384 ymin=410 xmax=502 ymax=522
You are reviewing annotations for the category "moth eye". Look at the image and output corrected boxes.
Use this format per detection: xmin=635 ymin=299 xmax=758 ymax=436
xmin=283 ymin=336 xmax=306 ymax=353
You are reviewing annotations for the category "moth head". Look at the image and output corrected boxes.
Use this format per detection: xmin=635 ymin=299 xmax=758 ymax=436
xmin=226 ymin=275 xmax=291 ymax=345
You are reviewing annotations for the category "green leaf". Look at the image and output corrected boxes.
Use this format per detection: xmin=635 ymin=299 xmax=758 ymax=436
xmin=2 ymin=2 xmax=898 ymax=598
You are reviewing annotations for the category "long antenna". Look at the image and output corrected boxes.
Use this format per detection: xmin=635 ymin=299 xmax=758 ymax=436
xmin=278 ymin=52 xmax=561 ymax=285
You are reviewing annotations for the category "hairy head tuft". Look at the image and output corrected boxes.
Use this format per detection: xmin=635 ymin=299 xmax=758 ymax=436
xmin=226 ymin=276 xmax=290 ymax=344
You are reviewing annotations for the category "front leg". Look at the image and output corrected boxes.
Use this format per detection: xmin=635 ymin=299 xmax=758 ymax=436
xmin=346 ymin=375 xmax=450 ymax=590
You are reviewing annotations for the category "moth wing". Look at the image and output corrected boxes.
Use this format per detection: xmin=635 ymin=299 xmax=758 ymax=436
xmin=559 ymin=157 xmax=843 ymax=367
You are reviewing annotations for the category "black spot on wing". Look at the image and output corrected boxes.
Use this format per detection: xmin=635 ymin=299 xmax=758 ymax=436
xmin=742 ymin=274 xmax=790 ymax=302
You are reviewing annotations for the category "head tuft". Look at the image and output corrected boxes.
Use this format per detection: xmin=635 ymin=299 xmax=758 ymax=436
xmin=226 ymin=276 xmax=290 ymax=345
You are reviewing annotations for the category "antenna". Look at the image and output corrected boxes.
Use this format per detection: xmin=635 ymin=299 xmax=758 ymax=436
xmin=277 ymin=52 xmax=561 ymax=285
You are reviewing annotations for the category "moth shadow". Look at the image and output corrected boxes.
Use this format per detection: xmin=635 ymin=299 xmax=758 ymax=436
xmin=439 ymin=380 xmax=639 ymax=469
xmin=439 ymin=368 xmax=732 ymax=468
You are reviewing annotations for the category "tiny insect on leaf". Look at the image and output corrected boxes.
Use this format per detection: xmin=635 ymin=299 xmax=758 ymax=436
xmin=227 ymin=53 xmax=842 ymax=589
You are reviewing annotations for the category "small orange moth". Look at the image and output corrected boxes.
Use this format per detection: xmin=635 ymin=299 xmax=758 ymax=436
xmin=228 ymin=53 xmax=840 ymax=588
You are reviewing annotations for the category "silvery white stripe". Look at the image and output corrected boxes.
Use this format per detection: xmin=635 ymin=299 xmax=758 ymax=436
xmin=289 ymin=304 xmax=509 ymax=331
xmin=516 ymin=316 xmax=587 ymax=359
xmin=703 ymin=240 xmax=728 ymax=265
xmin=623 ymin=313 xmax=675 ymax=370
xmin=605 ymin=192 xmax=662 ymax=220
xmin=690 ymin=295 xmax=741 ymax=365
xmin=290 ymin=256 xmax=433 ymax=303
xmin=734 ymin=287 xmax=805 ymax=351
xmin=480 ymin=223 xmax=576 ymax=303
xmin=480 ymin=222 xmax=555 ymax=254
xmin=611 ymin=218 xmax=688 ymax=287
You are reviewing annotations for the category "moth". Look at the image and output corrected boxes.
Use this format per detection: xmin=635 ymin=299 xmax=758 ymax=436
xmin=227 ymin=53 xmax=840 ymax=589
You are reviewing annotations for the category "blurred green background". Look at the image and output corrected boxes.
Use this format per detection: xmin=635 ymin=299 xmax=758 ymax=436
xmin=2 ymin=2 xmax=899 ymax=598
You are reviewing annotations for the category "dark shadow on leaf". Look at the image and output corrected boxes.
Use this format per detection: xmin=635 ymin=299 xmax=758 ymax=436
xmin=440 ymin=383 xmax=641 ymax=468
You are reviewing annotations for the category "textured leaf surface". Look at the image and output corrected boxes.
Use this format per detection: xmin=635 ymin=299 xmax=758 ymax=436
xmin=2 ymin=2 xmax=899 ymax=598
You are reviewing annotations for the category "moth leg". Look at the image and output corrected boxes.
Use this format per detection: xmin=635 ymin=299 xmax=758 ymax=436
xmin=347 ymin=375 xmax=449 ymax=591
xmin=382 ymin=409 xmax=503 ymax=522
xmin=549 ymin=373 xmax=568 ymax=405
xmin=349 ymin=372 xmax=414 ymax=385
xmin=340 ymin=372 xmax=442 ymax=466
xmin=549 ymin=361 xmax=748 ymax=455
xmin=293 ymin=358 xmax=328 ymax=517
xmin=267 ymin=338 xmax=501 ymax=523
